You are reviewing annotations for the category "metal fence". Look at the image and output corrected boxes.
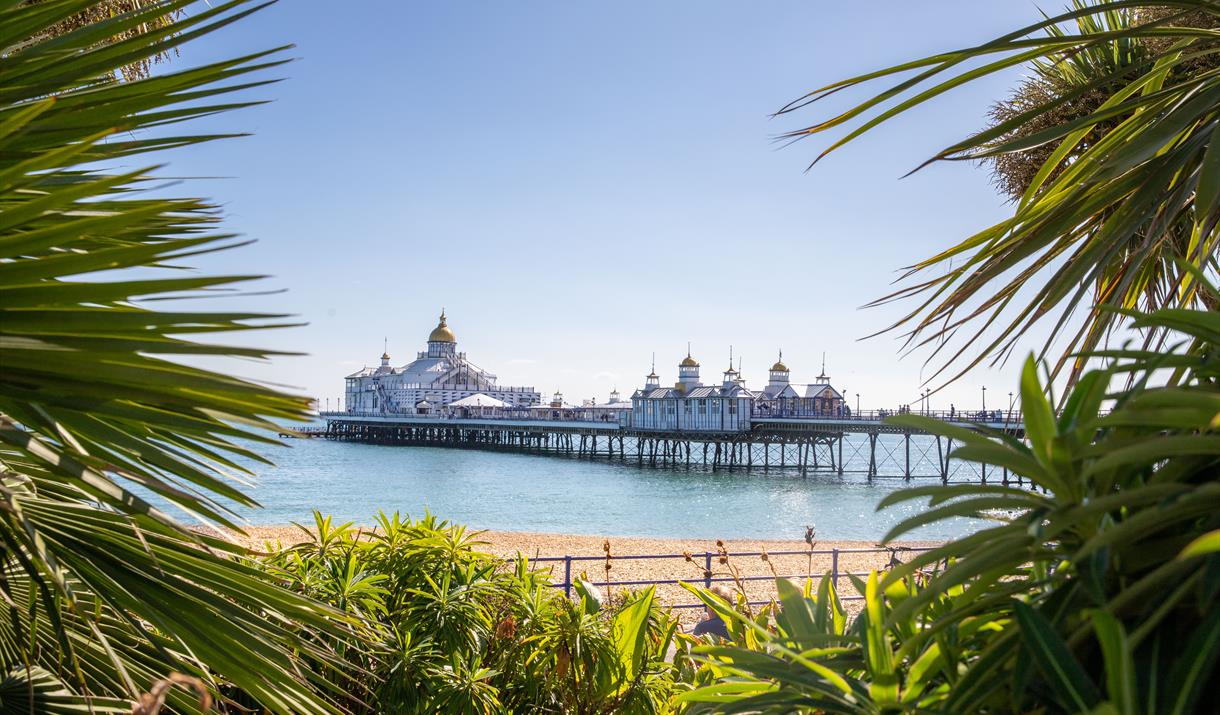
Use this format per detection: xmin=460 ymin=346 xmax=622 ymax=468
xmin=525 ymin=546 xmax=934 ymax=609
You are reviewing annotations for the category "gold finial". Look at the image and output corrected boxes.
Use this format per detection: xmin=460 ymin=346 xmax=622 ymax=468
xmin=428 ymin=309 xmax=456 ymax=343
xmin=771 ymin=348 xmax=788 ymax=373
xmin=680 ymin=344 xmax=699 ymax=368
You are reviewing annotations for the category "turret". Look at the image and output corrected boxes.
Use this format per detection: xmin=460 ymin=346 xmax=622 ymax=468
xmin=722 ymin=346 xmax=739 ymax=388
xmin=550 ymin=390 xmax=564 ymax=408
xmin=426 ymin=309 xmax=457 ymax=358
xmin=768 ymin=349 xmax=790 ymax=388
xmin=376 ymin=339 xmax=392 ymax=374
xmin=676 ymin=345 xmax=701 ymax=391
xmin=644 ymin=353 xmax=660 ymax=390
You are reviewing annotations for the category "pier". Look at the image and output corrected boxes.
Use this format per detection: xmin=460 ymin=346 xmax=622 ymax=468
xmin=314 ymin=409 xmax=1027 ymax=485
xmin=325 ymin=313 xmax=1031 ymax=484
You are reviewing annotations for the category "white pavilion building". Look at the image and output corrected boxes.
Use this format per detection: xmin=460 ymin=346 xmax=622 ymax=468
xmin=631 ymin=348 xmax=847 ymax=431
xmin=344 ymin=311 xmax=541 ymax=414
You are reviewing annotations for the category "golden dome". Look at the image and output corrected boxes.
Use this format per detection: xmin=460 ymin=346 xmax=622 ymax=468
xmin=771 ymin=349 xmax=788 ymax=372
xmin=428 ymin=310 xmax=456 ymax=343
xmin=381 ymin=352 xmax=391 ymax=360
xmin=680 ymin=355 xmax=699 ymax=368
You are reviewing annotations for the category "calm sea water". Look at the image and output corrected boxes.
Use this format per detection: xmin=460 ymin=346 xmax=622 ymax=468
xmin=223 ymin=437 xmax=980 ymax=541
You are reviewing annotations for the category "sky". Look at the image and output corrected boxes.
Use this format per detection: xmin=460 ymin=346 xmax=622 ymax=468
xmin=153 ymin=1 xmax=1055 ymax=412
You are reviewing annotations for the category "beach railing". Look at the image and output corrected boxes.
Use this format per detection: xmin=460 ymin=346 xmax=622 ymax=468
xmin=526 ymin=546 xmax=934 ymax=609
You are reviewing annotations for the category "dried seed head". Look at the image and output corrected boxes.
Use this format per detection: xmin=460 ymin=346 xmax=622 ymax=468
xmin=495 ymin=616 xmax=517 ymax=640
xmin=715 ymin=539 xmax=724 ymax=548
xmin=602 ymin=539 xmax=611 ymax=554
xmin=718 ymin=555 xmax=728 ymax=565
xmin=760 ymin=549 xmax=769 ymax=562
xmin=683 ymin=551 xmax=693 ymax=562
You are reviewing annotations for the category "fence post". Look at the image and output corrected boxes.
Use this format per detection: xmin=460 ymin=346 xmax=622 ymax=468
xmin=564 ymin=555 xmax=572 ymax=598
xmin=831 ymin=548 xmax=840 ymax=592
xmin=704 ymin=552 xmax=712 ymax=588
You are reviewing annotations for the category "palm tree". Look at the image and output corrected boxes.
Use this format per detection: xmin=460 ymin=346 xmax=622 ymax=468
xmin=0 ymin=1 xmax=349 ymax=710
xmin=780 ymin=1 xmax=1220 ymax=391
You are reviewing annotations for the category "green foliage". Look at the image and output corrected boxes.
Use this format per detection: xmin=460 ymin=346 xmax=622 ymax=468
xmin=778 ymin=0 xmax=1220 ymax=390
xmin=678 ymin=287 xmax=1220 ymax=712
xmin=0 ymin=1 xmax=354 ymax=711
xmin=261 ymin=512 xmax=688 ymax=714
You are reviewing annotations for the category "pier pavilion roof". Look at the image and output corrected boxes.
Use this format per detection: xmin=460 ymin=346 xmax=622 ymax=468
xmin=448 ymin=393 xmax=509 ymax=408
xmin=760 ymin=383 xmax=801 ymax=399
xmin=803 ymin=384 xmax=844 ymax=400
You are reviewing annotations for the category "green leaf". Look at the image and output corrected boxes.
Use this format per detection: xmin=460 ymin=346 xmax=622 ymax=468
xmin=1091 ymin=611 xmax=1136 ymax=715
xmin=1164 ymin=607 xmax=1220 ymax=715
xmin=1178 ymin=529 xmax=1220 ymax=560
xmin=611 ymin=586 xmax=654 ymax=683
xmin=1013 ymin=600 xmax=1101 ymax=711
xmin=1021 ymin=357 xmax=1059 ymax=470
xmin=1194 ymin=121 xmax=1220 ymax=224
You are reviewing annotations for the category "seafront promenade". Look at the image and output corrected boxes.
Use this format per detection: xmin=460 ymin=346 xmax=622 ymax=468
xmin=221 ymin=525 xmax=937 ymax=621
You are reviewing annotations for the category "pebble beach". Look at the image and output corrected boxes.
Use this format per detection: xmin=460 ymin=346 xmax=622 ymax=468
xmin=213 ymin=524 xmax=939 ymax=621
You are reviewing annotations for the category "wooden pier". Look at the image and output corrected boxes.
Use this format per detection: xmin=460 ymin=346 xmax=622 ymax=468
xmin=314 ymin=412 xmax=1028 ymax=485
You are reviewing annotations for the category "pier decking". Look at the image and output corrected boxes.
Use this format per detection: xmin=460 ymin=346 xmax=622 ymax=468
xmin=313 ymin=409 xmax=1028 ymax=484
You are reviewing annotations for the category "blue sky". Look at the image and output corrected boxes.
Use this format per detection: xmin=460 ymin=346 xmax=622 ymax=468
xmin=160 ymin=1 xmax=1052 ymax=412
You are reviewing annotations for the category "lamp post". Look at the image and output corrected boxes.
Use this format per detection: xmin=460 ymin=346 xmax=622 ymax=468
xmin=856 ymin=392 xmax=860 ymax=414
xmin=1008 ymin=391 xmax=1014 ymax=419
xmin=981 ymin=386 xmax=987 ymax=412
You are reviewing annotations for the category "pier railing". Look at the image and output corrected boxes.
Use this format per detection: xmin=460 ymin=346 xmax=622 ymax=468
xmin=318 ymin=408 xmax=1027 ymax=428
xmin=526 ymin=546 xmax=934 ymax=609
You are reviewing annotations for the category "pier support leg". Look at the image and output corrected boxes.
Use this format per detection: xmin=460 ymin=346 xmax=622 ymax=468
xmin=904 ymin=432 xmax=911 ymax=480
xmin=867 ymin=433 xmax=878 ymax=480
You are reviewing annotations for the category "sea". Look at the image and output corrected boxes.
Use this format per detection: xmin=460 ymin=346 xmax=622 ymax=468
xmin=220 ymin=435 xmax=983 ymax=541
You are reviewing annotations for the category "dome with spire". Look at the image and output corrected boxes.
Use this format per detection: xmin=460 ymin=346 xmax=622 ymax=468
xmin=680 ymin=355 xmax=699 ymax=368
xmin=428 ymin=310 xmax=456 ymax=343
xmin=770 ymin=359 xmax=788 ymax=372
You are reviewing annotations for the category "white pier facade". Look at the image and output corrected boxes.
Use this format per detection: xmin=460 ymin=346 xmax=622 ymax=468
xmin=322 ymin=324 xmax=1027 ymax=484
xmin=344 ymin=311 xmax=541 ymax=414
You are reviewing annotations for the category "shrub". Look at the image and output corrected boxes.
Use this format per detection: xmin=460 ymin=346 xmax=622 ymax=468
xmin=260 ymin=512 xmax=689 ymax=714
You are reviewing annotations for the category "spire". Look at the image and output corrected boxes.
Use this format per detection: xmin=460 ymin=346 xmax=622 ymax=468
xmin=381 ymin=336 xmax=389 ymax=361
xmin=724 ymin=345 xmax=738 ymax=376
xmin=817 ymin=352 xmax=830 ymax=382
xmin=679 ymin=344 xmax=699 ymax=368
